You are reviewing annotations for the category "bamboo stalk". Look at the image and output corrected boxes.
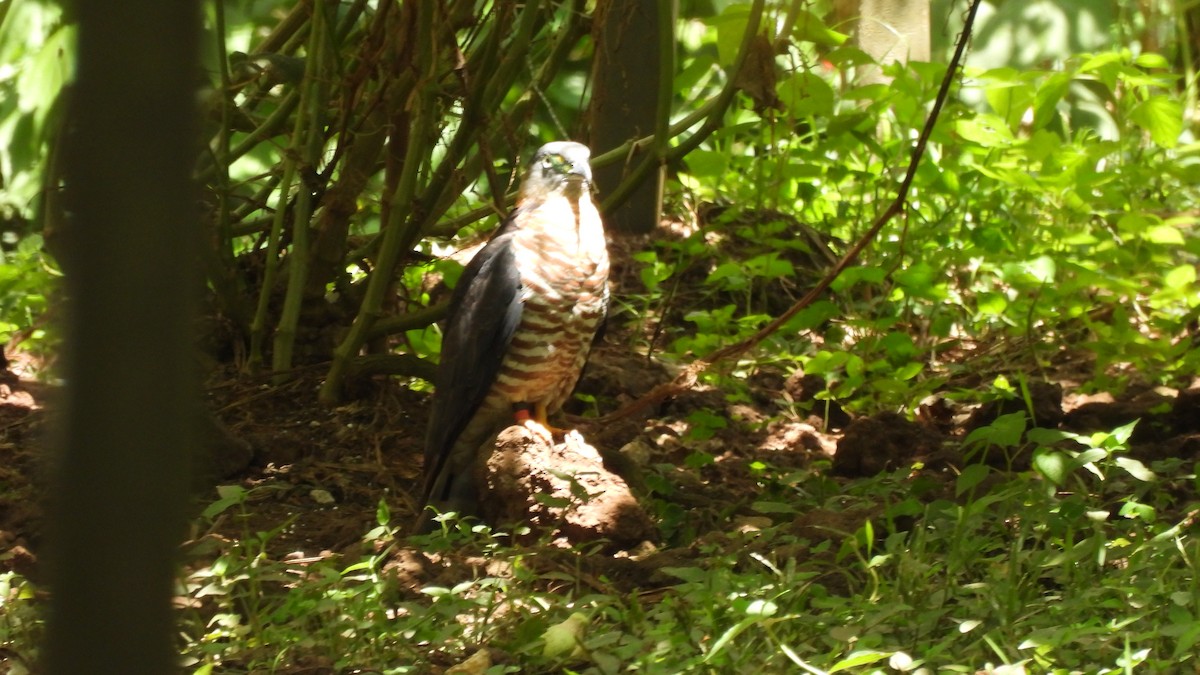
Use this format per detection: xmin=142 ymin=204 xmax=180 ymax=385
xmin=320 ymin=0 xmax=440 ymax=403
xmin=272 ymin=0 xmax=331 ymax=377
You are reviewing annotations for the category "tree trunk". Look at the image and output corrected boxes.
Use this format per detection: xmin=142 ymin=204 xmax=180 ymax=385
xmin=588 ymin=0 xmax=664 ymax=235
xmin=46 ymin=1 xmax=200 ymax=672
xmin=838 ymin=0 xmax=930 ymax=83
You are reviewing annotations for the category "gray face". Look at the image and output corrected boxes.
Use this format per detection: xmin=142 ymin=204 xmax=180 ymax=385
xmin=526 ymin=141 xmax=593 ymax=194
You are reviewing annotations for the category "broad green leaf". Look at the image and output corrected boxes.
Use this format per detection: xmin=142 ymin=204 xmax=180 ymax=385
xmin=1033 ymin=450 xmax=1068 ymax=485
xmin=1109 ymin=419 xmax=1138 ymax=445
xmin=956 ymin=114 xmax=1014 ymax=147
xmin=746 ymin=252 xmax=794 ymax=279
xmin=1115 ymin=456 xmax=1156 ymax=482
xmin=1032 ymin=72 xmax=1071 ymax=129
xmin=1024 ymin=255 xmax=1056 ymax=283
xmin=983 ymin=74 xmax=1034 ymax=128
xmin=977 ymin=292 xmax=1008 ymax=316
xmin=880 ymin=331 xmax=917 ymax=361
xmin=956 ymin=463 xmax=991 ymax=495
xmin=713 ymin=4 xmax=750 ymax=67
xmin=1135 ymin=52 xmax=1170 ymax=69
xmin=1079 ymin=51 xmax=1124 ymax=73
xmin=1144 ymin=224 xmax=1185 ymax=245
xmin=684 ymin=150 xmax=728 ymax=178
xmin=894 ymin=361 xmax=923 ymax=380
xmin=1130 ymin=95 xmax=1182 ymax=148
xmin=1164 ymin=264 xmax=1196 ymax=289
xmin=1119 ymin=500 xmax=1156 ymax=520
xmin=1117 ymin=212 xmax=1156 ymax=236
xmin=16 ymin=23 xmax=75 ymax=133
xmin=542 ymin=612 xmax=588 ymax=659
xmin=706 ymin=262 xmax=747 ymax=289
xmin=202 ymin=485 xmax=247 ymax=518
xmin=777 ymin=70 xmax=835 ymax=117
xmin=1073 ymin=448 xmax=1109 ymax=467
xmin=894 ymin=262 xmax=936 ymax=295
xmin=964 ymin=411 xmax=1026 ymax=450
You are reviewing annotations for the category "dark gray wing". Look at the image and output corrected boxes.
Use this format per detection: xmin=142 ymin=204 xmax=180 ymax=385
xmin=420 ymin=217 xmax=524 ymax=506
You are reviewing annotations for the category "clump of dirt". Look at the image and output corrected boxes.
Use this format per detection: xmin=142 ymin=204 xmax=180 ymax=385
xmin=964 ymin=380 xmax=1064 ymax=432
xmin=832 ymin=411 xmax=946 ymax=477
xmin=479 ymin=425 xmax=655 ymax=549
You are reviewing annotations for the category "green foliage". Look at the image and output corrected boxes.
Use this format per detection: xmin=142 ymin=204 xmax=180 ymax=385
xmin=0 ymin=571 xmax=42 ymax=671
xmin=633 ymin=32 xmax=1198 ymax=403
xmin=0 ymin=233 xmax=55 ymax=357
xmin=150 ymin=413 xmax=1200 ymax=673
xmin=3 ymin=0 xmax=1199 ymax=672
xmin=0 ymin=1 xmax=66 ymax=363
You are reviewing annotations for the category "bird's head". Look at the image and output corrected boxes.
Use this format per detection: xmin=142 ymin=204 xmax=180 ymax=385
xmin=519 ymin=141 xmax=593 ymax=202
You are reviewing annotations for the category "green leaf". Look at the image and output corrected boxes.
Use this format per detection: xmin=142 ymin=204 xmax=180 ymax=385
xmin=202 ymin=485 xmax=247 ymax=519
xmin=879 ymin=331 xmax=917 ymax=361
xmin=16 ymin=23 xmax=75 ymax=135
xmin=829 ymin=650 xmax=890 ymax=672
xmin=745 ymin=252 xmax=794 ymax=279
xmin=976 ymin=292 xmax=1008 ymax=316
xmin=706 ymin=262 xmax=747 ymax=289
xmin=1118 ymin=500 xmax=1156 ymax=521
xmin=1073 ymin=448 xmax=1109 ymax=467
xmin=1032 ymin=72 xmax=1071 ymax=129
xmin=1144 ymin=224 xmax=1185 ymax=245
xmin=792 ymin=9 xmax=848 ymax=47
xmin=1164 ymin=264 xmax=1196 ymax=289
xmin=684 ymin=150 xmax=729 ymax=178
xmin=1130 ymin=95 xmax=1182 ymax=148
xmin=1115 ymin=456 xmax=1156 ymax=482
xmin=1033 ymin=450 xmax=1069 ymax=485
xmin=1079 ymin=51 xmax=1124 ymax=73
xmin=777 ymin=70 xmax=835 ymax=117
xmin=956 ymin=463 xmax=991 ymax=495
xmin=542 ymin=612 xmax=588 ymax=659
xmin=955 ymin=114 xmax=1014 ymax=148
xmin=983 ymin=72 xmax=1034 ymax=128
xmin=1134 ymin=52 xmax=1170 ymax=69
xmin=1109 ymin=419 xmax=1139 ymax=445
xmin=894 ymin=262 xmax=939 ymax=297
xmin=713 ymin=4 xmax=750 ymax=67
xmin=964 ymin=412 xmax=1027 ymax=450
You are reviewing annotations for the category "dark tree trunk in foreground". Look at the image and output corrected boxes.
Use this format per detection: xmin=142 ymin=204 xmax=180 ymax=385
xmin=45 ymin=1 xmax=200 ymax=673
xmin=589 ymin=0 xmax=663 ymax=234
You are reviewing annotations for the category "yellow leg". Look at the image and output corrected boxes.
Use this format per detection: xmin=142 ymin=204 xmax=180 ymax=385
xmin=513 ymin=403 xmax=564 ymax=442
